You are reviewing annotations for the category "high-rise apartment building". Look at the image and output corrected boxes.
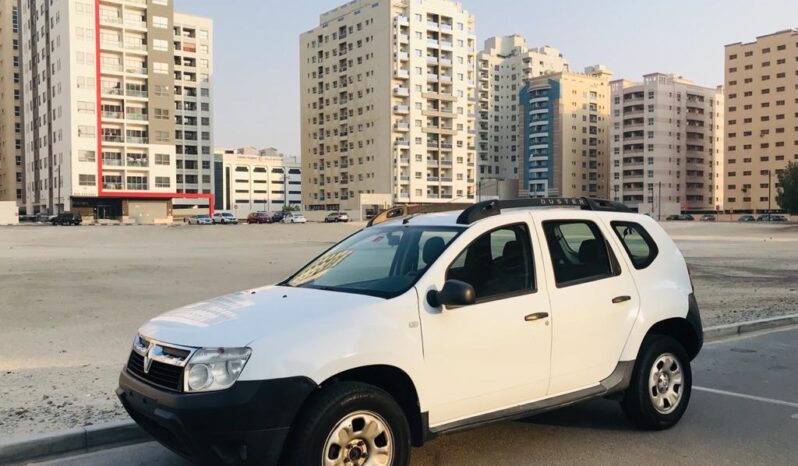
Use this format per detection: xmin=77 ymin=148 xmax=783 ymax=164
xmin=518 ymin=66 xmax=612 ymax=198
xmin=0 ymin=0 xmax=23 ymax=209
xmin=173 ymin=12 xmax=214 ymax=214
xmin=214 ymin=146 xmax=302 ymax=217
xmin=300 ymin=0 xmax=477 ymax=216
xmin=19 ymin=0 xmax=213 ymax=223
xmin=477 ymin=35 xmax=568 ymax=182
xmin=610 ymin=73 xmax=724 ymax=215
xmin=724 ymin=29 xmax=798 ymax=213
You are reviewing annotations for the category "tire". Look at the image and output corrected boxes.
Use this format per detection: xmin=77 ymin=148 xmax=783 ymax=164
xmin=621 ymin=335 xmax=692 ymax=430
xmin=284 ymin=382 xmax=411 ymax=466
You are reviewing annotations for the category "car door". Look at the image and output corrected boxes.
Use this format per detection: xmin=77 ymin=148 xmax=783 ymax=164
xmin=534 ymin=211 xmax=640 ymax=395
xmin=416 ymin=214 xmax=552 ymax=428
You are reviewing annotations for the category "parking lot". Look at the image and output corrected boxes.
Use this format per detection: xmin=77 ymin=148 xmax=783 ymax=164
xmin=30 ymin=327 xmax=798 ymax=465
xmin=0 ymin=220 xmax=797 ymax=439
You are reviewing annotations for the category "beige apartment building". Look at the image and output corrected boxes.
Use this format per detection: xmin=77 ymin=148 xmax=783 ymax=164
xmin=724 ymin=29 xmax=798 ymax=213
xmin=477 ymin=35 xmax=568 ymax=185
xmin=300 ymin=0 xmax=477 ymax=217
xmin=610 ymin=73 xmax=724 ymax=216
xmin=0 ymin=0 xmax=22 ymax=209
xmin=518 ymin=66 xmax=612 ymax=198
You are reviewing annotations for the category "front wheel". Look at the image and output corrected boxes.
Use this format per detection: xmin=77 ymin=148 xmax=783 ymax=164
xmin=284 ymin=382 xmax=410 ymax=466
xmin=621 ymin=335 xmax=692 ymax=430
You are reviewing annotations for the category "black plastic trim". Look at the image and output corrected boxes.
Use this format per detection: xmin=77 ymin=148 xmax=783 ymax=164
xmin=686 ymin=292 xmax=704 ymax=356
xmin=456 ymin=197 xmax=632 ymax=225
xmin=117 ymin=370 xmax=317 ymax=465
xmin=428 ymin=360 xmax=634 ymax=435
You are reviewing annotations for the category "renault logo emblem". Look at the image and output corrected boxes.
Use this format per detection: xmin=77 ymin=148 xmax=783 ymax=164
xmin=143 ymin=343 xmax=159 ymax=374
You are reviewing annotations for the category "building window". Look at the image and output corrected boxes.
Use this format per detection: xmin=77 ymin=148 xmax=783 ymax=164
xmin=79 ymin=174 xmax=96 ymax=186
xmin=153 ymin=39 xmax=168 ymax=51
xmin=153 ymin=62 xmax=168 ymax=74
xmin=155 ymin=177 xmax=171 ymax=188
xmin=154 ymin=153 xmax=170 ymax=165
xmin=153 ymin=16 xmax=168 ymax=28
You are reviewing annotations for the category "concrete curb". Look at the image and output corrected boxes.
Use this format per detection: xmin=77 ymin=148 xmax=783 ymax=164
xmin=0 ymin=420 xmax=149 ymax=465
xmin=704 ymin=313 xmax=798 ymax=341
xmin=2 ymin=314 xmax=797 ymax=464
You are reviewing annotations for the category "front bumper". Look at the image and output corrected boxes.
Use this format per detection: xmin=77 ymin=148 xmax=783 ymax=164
xmin=117 ymin=369 xmax=316 ymax=465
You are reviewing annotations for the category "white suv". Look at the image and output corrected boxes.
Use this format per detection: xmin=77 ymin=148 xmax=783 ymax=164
xmin=117 ymin=198 xmax=703 ymax=466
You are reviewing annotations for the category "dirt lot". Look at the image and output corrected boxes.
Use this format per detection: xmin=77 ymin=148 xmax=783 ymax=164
xmin=0 ymin=220 xmax=796 ymax=437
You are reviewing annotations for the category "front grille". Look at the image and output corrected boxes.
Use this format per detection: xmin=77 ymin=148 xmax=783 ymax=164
xmin=127 ymin=351 xmax=184 ymax=391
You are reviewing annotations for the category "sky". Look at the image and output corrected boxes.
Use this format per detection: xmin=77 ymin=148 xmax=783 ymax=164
xmin=175 ymin=0 xmax=798 ymax=157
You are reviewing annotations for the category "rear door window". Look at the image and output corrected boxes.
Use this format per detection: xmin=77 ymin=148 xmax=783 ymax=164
xmin=611 ymin=221 xmax=658 ymax=269
xmin=542 ymin=220 xmax=615 ymax=287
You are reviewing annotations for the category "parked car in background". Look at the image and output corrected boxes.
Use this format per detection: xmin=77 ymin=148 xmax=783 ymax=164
xmin=281 ymin=212 xmax=307 ymax=224
xmin=738 ymin=214 xmax=756 ymax=223
xmin=186 ymin=215 xmax=213 ymax=225
xmin=324 ymin=212 xmax=350 ymax=223
xmin=271 ymin=211 xmax=286 ymax=224
xmin=665 ymin=215 xmax=679 ymax=221
xmin=756 ymin=214 xmax=789 ymax=222
xmin=247 ymin=212 xmax=273 ymax=224
xmin=51 ymin=212 xmax=82 ymax=226
xmin=212 ymin=212 xmax=239 ymax=225
xmin=700 ymin=214 xmax=716 ymax=222
xmin=666 ymin=214 xmax=694 ymax=221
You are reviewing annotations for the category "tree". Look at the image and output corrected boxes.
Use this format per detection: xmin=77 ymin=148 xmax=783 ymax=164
xmin=776 ymin=161 xmax=798 ymax=214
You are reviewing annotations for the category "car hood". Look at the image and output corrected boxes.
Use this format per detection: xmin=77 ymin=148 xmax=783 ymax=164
xmin=137 ymin=285 xmax=383 ymax=348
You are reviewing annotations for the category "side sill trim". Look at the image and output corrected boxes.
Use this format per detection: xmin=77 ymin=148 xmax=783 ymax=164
xmin=429 ymin=360 xmax=635 ymax=435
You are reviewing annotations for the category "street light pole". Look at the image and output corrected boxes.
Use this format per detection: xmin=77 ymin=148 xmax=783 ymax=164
xmin=768 ymin=169 xmax=772 ymax=214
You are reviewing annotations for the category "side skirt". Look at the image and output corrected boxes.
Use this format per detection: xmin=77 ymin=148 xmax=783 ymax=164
xmin=428 ymin=360 xmax=635 ymax=436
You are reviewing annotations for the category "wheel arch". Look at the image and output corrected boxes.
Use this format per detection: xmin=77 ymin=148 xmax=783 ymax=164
xmin=644 ymin=317 xmax=702 ymax=360
xmin=319 ymin=364 xmax=427 ymax=447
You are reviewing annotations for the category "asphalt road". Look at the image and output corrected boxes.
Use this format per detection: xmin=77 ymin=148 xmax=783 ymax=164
xmin=30 ymin=327 xmax=798 ymax=466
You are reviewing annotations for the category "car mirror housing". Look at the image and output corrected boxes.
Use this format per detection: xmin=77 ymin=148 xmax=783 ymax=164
xmin=427 ymin=279 xmax=476 ymax=308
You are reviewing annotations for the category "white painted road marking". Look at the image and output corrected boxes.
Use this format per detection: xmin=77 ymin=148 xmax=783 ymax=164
xmin=695 ymin=386 xmax=798 ymax=409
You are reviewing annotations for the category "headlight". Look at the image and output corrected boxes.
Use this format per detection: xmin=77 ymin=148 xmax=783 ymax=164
xmin=184 ymin=347 xmax=251 ymax=392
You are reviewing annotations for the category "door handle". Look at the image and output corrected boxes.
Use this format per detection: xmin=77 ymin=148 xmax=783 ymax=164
xmin=612 ymin=295 xmax=632 ymax=304
xmin=524 ymin=312 xmax=549 ymax=322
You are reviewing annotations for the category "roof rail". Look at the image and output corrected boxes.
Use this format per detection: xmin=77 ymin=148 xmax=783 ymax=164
xmin=455 ymin=197 xmax=631 ymax=225
xmin=367 ymin=203 xmax=473 ymax=227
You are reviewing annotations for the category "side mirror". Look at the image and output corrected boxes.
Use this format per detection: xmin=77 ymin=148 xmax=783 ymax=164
xmin=427 ymin=280 xmax=476 ymax=308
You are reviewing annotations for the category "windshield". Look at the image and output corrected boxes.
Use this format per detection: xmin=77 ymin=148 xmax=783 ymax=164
xmin=284 ymin=225 xmax=463 ymax=298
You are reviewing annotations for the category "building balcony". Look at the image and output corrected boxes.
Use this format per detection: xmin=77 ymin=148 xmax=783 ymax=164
xmin=394 ymin=140 xmax=410 ymax=148
xmin=393 ymin=105 xmax=409 ymax=114
xmin=394 ymin=122 xmax=410 ymax=131
xmin=102 ymin=135 xmax=124 ymax=143
xmin=394 ymin=69 xmax=409 ymax=79
xmin=393 ymin=86 xmax=409 ymax=96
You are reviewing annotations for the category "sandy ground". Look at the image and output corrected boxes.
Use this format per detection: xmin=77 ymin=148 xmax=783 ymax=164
xmin=0 ymin=220 xmax=796 ymax=437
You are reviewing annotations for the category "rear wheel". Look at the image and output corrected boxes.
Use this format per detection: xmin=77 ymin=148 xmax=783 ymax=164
xmin=621 ymin=335 xmax=692 ymax=430
xmin=284 ymin=382 xmax=410 ymax=466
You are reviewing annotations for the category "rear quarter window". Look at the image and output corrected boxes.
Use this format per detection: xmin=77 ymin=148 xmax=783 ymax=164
xmin=610 ymin=221 xmax=658 ymax=269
